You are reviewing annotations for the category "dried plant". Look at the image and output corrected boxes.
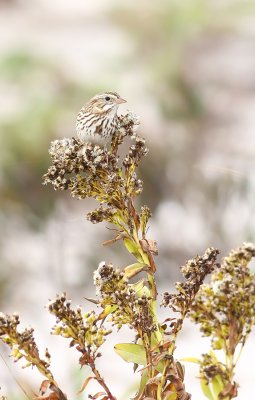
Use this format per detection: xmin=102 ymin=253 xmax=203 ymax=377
xmin=0 ymin=110 xmax=255 ymax=400
xmin=0 ymin=312 xmax=66 ymax=400
xmin=188 ymin=243 xmax=255 ymax=400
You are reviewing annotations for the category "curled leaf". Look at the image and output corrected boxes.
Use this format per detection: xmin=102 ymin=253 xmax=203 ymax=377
xmin=124 ymin=263 xmax=149 ymax=279
xmin=140 ymin=239 xmax=158 ymax=256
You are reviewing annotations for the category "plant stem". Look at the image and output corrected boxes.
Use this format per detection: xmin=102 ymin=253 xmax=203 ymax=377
xmin=90 ymin=362 xmax=116 ymax=400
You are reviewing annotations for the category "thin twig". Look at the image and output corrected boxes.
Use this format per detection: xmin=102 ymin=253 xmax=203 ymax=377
xmin=0 ymin=350 xmax=32 ymax=400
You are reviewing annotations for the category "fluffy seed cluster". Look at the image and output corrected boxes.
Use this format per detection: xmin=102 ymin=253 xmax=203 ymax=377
xmin=198 ymin=353 xmax=239 ymax=399
xmin=162 ymin=248 xmax=219 ymax=316
xmin=43 ymin=112 xmax=147 ymax=225
xmin=188 ymin=243 xmax=255 ymax=400
xmin=48 ymin=293 xmax=111 ymax=365
xmin=0 ymin=312 xmax=53 ymax=380
xmin=200 ymin=353 xmax=228 ymax=382
xmin=190 ymin=242 xmax=255 ymax=347
xmin=94 ymin=263 xmax=155 ymax=333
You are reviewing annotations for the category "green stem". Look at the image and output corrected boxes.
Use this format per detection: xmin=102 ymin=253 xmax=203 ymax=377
xmin=233 ymin=342 xmax=244 ymax=369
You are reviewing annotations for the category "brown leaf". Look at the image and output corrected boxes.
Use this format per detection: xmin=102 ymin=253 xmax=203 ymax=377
xmin=143 ymin=376 xmax=160 ymax=399
xmin=83 ymin=297 xmax=99 ymax=305
xmin=179 ymin=393 xmax=191 ymax=400
xmin=133 ymin=363 xmax=139 ymax=372
xmin=140 ymin=239 xmax=158 ymax=255
xmin=147 ymin=252 xmax=157 ymax=274
xmin=166 ymin=376 xmax=184 ymax=392
xmin=39 ymin=380 xmax=51 ymax=396
xmin=145 ymin=377 xmax=160 ymax=387
xmin=139 ymin=239 xmax=158 ymax=273
xmin=228 ymin=319 xmax=239 ymax=354
xmin=35 ymin=394 xmax=59 ymax=400
xmin=102 ymin=234 xmax=125 ymax=246
xmin=158 ymin=339 xmax=174 ymax=352
xmin=176 ymin=361 xmax=185 ymax=382
xmin=77 ymin=377 xmax=95 ymax=394
xmin=219 ymin=382 xmax=238 ymax=399
xmin=88 ymin=392 xmax=106 ymax=399
xmin=128 ymin=198 xmax=140 ymax=231
xmin=37 ymin=382 xmax=67 ymax=400
xmin=142 ymin=398 xmax=157 ymax=400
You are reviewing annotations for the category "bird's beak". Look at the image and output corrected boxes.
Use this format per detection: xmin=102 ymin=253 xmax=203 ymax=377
xmin=116 ymin=97 xmax=127 ymax=104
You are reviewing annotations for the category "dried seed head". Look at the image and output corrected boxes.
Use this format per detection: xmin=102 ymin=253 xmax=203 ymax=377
xmin=43 ymin=111 xmax=147 ymax=226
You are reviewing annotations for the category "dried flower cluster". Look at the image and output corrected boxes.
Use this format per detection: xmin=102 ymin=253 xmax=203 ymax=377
xmin=48 ymin=293 xmax=111 ymax=365
xmin=162 ymin=247 xmax=219 ymax=336
xmin=43 ymin=112 xmax=146 ymax=226
xmin=94 ymin=262 xmax=154 ymax=333
xmin=190 ymin=242 xmax=255 ymax=341
xmin=48 ymin=293 xmax=116 ymax=400
xmin=0 ymin=312 xmax=67 ymax=400
xmin=0 ymin=312 xmax=53 ymax=379
xmin=189 ymin=243 xmax=255 ymax=399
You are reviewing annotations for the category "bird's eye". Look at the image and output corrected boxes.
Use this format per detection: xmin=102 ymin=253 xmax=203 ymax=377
xmin=105 ymin=96 xmax=110 ymax=101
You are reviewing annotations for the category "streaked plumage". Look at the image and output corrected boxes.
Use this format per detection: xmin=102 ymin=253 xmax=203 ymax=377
xmin=76 ymin=91 xmax=126 ymax=145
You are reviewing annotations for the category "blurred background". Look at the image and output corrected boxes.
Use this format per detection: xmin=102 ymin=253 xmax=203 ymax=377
xmin=1 ymin=0 xmax=255 ymax=398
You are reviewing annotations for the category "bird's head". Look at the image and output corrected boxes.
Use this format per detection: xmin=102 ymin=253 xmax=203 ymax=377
xmin=90 ymin=91 xmax=127 ymax=114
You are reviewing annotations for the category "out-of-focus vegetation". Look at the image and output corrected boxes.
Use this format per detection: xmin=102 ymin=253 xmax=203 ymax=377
xmin=0 ymin=52 xmax=89 ymax=222
xmin=111 ymin=0 xmax=253 ymax=119
xmin=0 ymin=50 xmax=96 ymax=305
xmin=110 ymin=0 xmax=255 ymax=262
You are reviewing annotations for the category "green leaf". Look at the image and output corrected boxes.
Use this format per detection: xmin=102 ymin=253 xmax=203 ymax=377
xmin=124 ymin=263 xmax=148 ymax=279
xmin=209 ymin=349 xmax=218 ymax=362
xmin=123 ymin=238 xmax=143 ymax=262
xmin=115 ymin=343 xmax=165 ymax=374
xmin=212 ymin=338 xmax=224 ymax=350
xmin=136 ymin=369 xmax=148 ymax=398
xmin=98 ymin=304 xmax=118 ymax=320
xmin=130 ymin=279 xmax=144 ymax=293
xmin=130 ymin=280 xmax=150 ymax=297
xmin=151 ymin=330 xmax=163 ymax=346
xmin=114 ymin=343 xmax=147 ymax=365
xmin=211 ymin=375 xmax=224 ymax=398
xmin=200 ymin=378 xmax=214 ymax=400
xmin=181 ymin=357 xmax=201 ymax=364
xmin=123 ymin=238 xmax=138 ymax=254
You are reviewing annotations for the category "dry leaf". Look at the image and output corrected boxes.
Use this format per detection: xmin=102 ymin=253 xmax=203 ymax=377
xmin=77 ymin=376 xmax=95 ymax=394
xmin=140 ymin=239 xmax=158 ymax=255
